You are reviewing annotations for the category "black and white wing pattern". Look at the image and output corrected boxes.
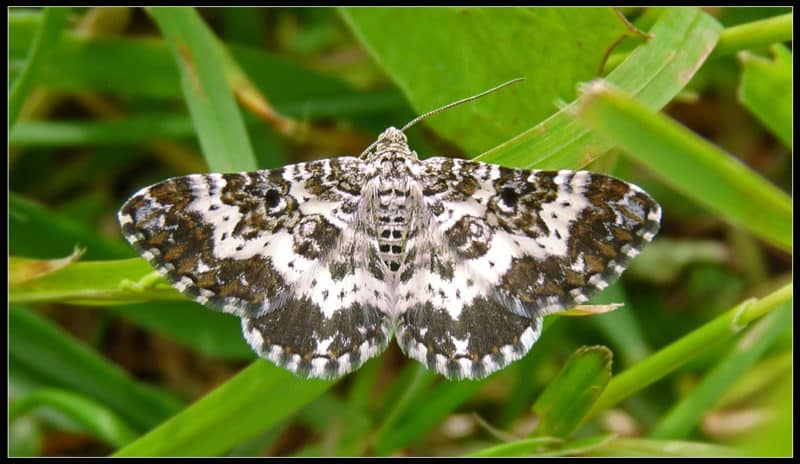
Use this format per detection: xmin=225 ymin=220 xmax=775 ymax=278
xmin=119 ymin=126 xmax=661 ymax=381
xmin=119 ymin=158 xmax=393 ymax=379
xmin=394 ymin=158 xmax=661 ymax=380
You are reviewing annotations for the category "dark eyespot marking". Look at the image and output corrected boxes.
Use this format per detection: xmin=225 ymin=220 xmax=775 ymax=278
xmin=500 ymin=187 xmax=519 ymax=206
xmin=379 ymin=244 xmax=390 ymax=253
xmin=265 ymin=189 xmax=281 ymax=208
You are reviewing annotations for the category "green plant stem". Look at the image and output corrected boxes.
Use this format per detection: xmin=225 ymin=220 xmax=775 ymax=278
xmin=711 ymin=13 xmax=793 ymax=58
xmin=585 ymin=283 xmax=792 ymax=421
xmin=650 ymin=302 xmax=791 ymax=439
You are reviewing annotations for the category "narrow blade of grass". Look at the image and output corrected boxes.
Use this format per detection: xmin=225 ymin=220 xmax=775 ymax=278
xmin=585 ymin=436 xmax=742 ymax=457
xmin=10 ymin=388 xmax=138 ymax=449
xmin=10 ymin=113 xmax=194 ymax=147
xmin=471 ymin=434 xmax=617 ymax=457
xmin=374 ymin=377 xmax=485 ymax=455
xmin=650 ymin=302 xmax=791 ymax=439
xmin=573 ymin=81 xmax=792 ymax=251
xmin=585 ymin=283 xmax=792 ymax=421
xmin=114 ymin=361 xmax=333 ymax=456
xmin=9 ymin=258 xmax=181 ymax=305
xmin=9 ymin=306 xmax=183 ymax=432
xmin=737 ymin=44 xmax=792 ymax=148
xmin=10 ymin=192 xmax=133 ymax=261
xmin=476 ymin=8 xmax=722 ymax=170
xmin=112 ymin=301 xmax=255 ymax=361
xmin=10 ymin=259 xmax=254 ymax=360
xmin=9 ymin=7 xmax=69 ymax=128
xmin=710 ymin=12 xmax=793 ymax=59
xmin=585 ymin=283 xmax=652 ymax=367
xmin=148 ymin=7 xmax=256 ymax=173
xmin=532 ymin=346 xmax=612 ymax=438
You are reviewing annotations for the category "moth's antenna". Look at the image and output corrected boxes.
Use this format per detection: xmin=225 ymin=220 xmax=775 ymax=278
xmin=400 ymin=77 xmax=526 ymax=132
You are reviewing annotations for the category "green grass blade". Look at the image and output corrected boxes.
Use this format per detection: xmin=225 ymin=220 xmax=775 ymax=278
xmin=10 ymin=388 xmax=138 ymax=449
xmin=472 ymin=434 xmax=618 ymax=457
xmin=148 ymin=7 xmax=257 ymax=173
xmin=9 ymin=306 xmax=183 ymax=431
xmin=737 ymin=44 xmax=792 ymax=148
xmin=374 ymin=377 xmax=485 ymax=455
xmin=10 ymin=113 xmax=194 ymax=147
xmin=585 ymin=284 xmax=652 ymax=367
xmin=468 ymin=436 xmax=565 ymax=457
xmin=114 ymin=361 xmax=333 ymax=456
xmin=476 ymin=8 xmax=722 ymax=170
xmin=10 ymin=12 xmax=401 ymax=118
xmin=112 ymin=302 xmax=255 ymax=361
xmin=573 ymin=81 xmax=792 ymax=251
xmin=585 ymin=283 xmax=792 ymax=421
xmin=10 ymin=192 xmax=133 ymax=263
xmin=710 ymin=12 xmax=793 ymax=59
xmin=650 ymin=302 xmax=791 ymax=439
xmin=10 ymin=258 xmax=254 ymax=360
xmin=532 ymin=346 xmax=612 ymax=438
xmin=9 ymin=7 xmax=69 ymax=129
xmin=585 ymin=436 xmax=742 ymax=457
xmin=9 ymin=258 xmax=181 ymax=305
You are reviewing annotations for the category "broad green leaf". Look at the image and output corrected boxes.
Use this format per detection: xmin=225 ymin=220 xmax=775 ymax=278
xmin=340 ymin=7 xmax=628 ymax=155
xmin=114 ymin=360 xmax=333 ymax=456
xmin=573 ymin=81 xmax=792 ymax=251
xmin=738 ymin=44 xmax=792 ymax=147
xmin=148 ymin=7 xmax=257 ymax=173
xmin=532 ymin=346 xmax=612 ymax=438
xmin=9 ymin=306 xmax=183 ymax=432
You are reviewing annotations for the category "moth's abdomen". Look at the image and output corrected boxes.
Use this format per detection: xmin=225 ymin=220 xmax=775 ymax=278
xmin=375 ymin=185 xmax=412 ymax=273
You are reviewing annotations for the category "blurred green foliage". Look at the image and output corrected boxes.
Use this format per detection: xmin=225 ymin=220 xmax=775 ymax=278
xmin=8 ymin=6 xmax=792 ymax=457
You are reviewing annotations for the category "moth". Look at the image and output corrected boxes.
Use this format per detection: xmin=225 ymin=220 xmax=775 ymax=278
xmin=119 ymin=80 xmax=661 ymax=380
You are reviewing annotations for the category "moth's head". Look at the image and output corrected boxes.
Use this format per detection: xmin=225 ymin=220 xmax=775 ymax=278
xmin=362 ymin=127 xmax=415 ymax=162
xmin=377 ymin=127 xmax=407 ymax=146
